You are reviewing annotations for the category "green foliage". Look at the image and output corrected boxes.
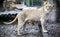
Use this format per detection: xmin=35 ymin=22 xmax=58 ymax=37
xmin=25 ymin=0 xmax=42 ymax=6
xmin=33 ymin=0 xmax=41 ymax=6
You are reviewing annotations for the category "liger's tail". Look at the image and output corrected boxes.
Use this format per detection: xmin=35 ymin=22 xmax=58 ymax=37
xmin=3 ymin=15 xmax=18 ymax=24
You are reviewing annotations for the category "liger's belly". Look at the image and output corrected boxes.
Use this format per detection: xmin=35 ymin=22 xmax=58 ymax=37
xmin=27 ymin=13 xmax=40 ymax=21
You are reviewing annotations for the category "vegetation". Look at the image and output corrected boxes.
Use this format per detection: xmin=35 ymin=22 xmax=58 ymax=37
xmin=25 ymin=0 xmax=43 ymax=6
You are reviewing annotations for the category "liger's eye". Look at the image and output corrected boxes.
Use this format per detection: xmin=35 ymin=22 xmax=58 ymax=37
xmin=53 ymin=5 xmax=54 ymax=7
xmin=50 ymin=6 xmax=51 ymax=7
xmin=46 ymin=6 xmax=47 ymax=8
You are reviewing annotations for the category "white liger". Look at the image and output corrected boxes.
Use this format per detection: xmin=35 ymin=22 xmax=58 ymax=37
xmin=3 ymin=3 xmax=54 ymax=35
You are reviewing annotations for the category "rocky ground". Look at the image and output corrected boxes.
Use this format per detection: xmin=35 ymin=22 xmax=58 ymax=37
xmin=0 ymin=23 xmax=60 ymax=37
xmin=0 ymin=23 xmax=42 ymax=37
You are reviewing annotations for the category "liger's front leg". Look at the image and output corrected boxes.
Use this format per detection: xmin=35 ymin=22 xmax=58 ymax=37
xmin=40 ymin=15 xmax=48 ymax=32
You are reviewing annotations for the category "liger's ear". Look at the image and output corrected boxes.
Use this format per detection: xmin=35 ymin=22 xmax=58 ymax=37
xmin=44 ymin=1 xmax=47 ymax=5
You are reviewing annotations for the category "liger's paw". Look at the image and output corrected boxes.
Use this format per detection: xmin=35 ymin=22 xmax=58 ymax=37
xmin=17 ymin=33 xmax=22 ymax=35
xmin=43 ymin=30 xmax=48 ymax=32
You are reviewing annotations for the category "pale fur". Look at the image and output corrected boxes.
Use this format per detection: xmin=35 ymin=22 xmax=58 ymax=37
xmin=4 ymin=3 xmax=54 ymax=35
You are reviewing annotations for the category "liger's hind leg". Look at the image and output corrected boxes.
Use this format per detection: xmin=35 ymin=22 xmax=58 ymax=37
xmin=17 ymin=17 xmax=24 ymax=35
